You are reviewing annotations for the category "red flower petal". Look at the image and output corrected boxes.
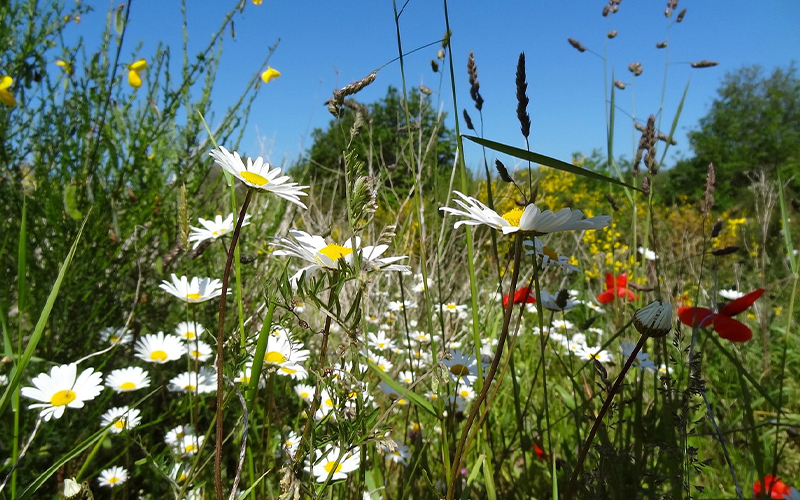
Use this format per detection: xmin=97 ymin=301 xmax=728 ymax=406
xmin=533 ymin=443 xmax=548 ymax=461
xmin=616 ymin=273 xmax=628 ymax=288
xmin=713 ymin=314 xmax=753 ymax=342
xmin=753 ymin=474 xmax=791 ymax=499
xmin=505 ymin=287 xmax=536 ymax=307
xmin=677 ymin=307 xmax=715 ymax=328
xmin=720 ymin=288 xmax=765 ymax=317
xmin=621 ymin=288 xmax=637 ymax=302
xmin=605 ymin=273 xmax=614 ymax=290
xmin=597 ymin=289 xmax=616 ymax=304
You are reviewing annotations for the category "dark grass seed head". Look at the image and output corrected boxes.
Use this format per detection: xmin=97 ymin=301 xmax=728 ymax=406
xmin=515 ymin=52 xmax=531 ymax=139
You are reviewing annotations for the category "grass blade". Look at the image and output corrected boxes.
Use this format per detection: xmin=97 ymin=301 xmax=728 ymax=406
xmin=463 ymin=135 xmax=642 ymax=192
xmin=367 ymin=361 xmax=436 ymax=417
xmin=659 ymin=79 xmax=690 ymax=166
xmin=778 ymin=173 xmax=797 ymax=274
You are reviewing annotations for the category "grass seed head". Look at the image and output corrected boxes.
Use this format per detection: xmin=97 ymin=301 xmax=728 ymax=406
xmin=567 ymin=38 xmax=587 ymax=53
xmin=515 ymin=52 xmax=531 ymax=139
xmin=676 ymin=8 xmax=687 ymax=22
xmin=691 ymin=60 xmax=719 ymax=68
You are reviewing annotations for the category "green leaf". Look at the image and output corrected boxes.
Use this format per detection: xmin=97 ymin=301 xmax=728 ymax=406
xmin=114 ymin=5 xmax=125 ymax=35
xmin=63 ymin=184 xmax=82 ymax=220
xmin=463 ymin=135 xmax=643 ymax=192
xmin=0 ymin=211 xmax=90 ymax=417
xmin=367 ymin=361 xmax=437 ymax=417
xmin=778 ymin=173 xmax=797 ymax=274
xmin=659 ymin=79 xmax=690 ymax=166
xmin=553 ymin=383 xmax=576 ymax=410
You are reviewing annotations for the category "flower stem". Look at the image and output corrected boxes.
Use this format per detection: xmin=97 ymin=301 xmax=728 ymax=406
xmin=215 ymin=188 xmax=253 ymax=500
xmin=446 ymin=235 xmax=523 ymax=500
xmin=564 ymin=333 xmax=645 ymax=499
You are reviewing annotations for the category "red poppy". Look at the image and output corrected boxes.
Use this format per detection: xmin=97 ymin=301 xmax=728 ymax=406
xmin=597 ymin=273 xmax=637 ymax=304
xmin=677 ymin=289 xmax=764 ymax=342
xmin=503 ymin=286 xmax=536 ymax=307
xmin=533 ymin=443 xmax=548 ymax=461
xmin=753 ymin=474 xmax=791 ymax=499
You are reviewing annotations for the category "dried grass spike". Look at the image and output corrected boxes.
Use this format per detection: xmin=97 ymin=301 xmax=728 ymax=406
xmin=656 ymin=41 xmax=668 ymax=49
xmin=467 ymin=51 xmax=484 ymax=111
xmin=515 ymin=52 xmax=531 ymax=139
xmin=463 ymin=109 xmax=474 ymax=131
xmin=495 ymin=159 xmax=513 ymax=183
xmin=702 ymin=163 xmax=716 ymax=215
xmin=614 ymin=80 xmax=626 ymax=90
xmin=676 ymin=8 xmax=687 ymax=22
xmin=607 ymin=30 xmax=618 ymax=39
xmin=691 ymin=60 xmax=718 ymax=68
xmin=567 ymin=38 xmax=587 ymax=53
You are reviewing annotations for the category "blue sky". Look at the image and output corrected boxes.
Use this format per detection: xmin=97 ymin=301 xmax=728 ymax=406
xmin=73 ymin=0 xmax=799 ymax=170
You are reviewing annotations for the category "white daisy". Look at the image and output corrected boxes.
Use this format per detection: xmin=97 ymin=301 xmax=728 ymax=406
xmin=388 ymin=300 xmax=416 ymax=312
xmin=365 ymin=353 xmax=393 ymax=372
xmin=276 ymin=364 xmax=309 ymax=380
xmin=263 ymin=334 xmax=309 ymax=367
xmin=441 ymin=191 xmax=612 ymax=235
xmin=441 ymin=349 xmax=482 ymax=385
xmin=525 ymin=237 xmax=579 ymax=273
xmin=273 ymin=230 xmax=410 ymax=285
xmin=283 ymin=430 xmax=301 ymax=458
xmin=165 ymin=425 xmax=194 ymax=447
xmin=189 ymin=213 xmax=252 ymax=249
xmin=21 ymin=364 xmax=103 ymax=421
xmin=177 ymin=434 xmax=204 ymax=456
xmin=410 ymin=331 xmax=431 ymax=343
xmin=168 ymin=369 xmax=216 ymax=394
xmin=170 ymin=463 xmax=190 ymax=483
xmin=99 ymin=326 xmax=133 ymax=346
xmin=578 ymin=345 xmax=611 ymax=363
xmin=185 ymin=339 xmax=213 ymax=362
xmin=367 ymin=331 xmax=396 ymax=351
xmin=380 ymin=440 xmax=411 ymax=466
xmin=105 ymin=366 xmax=150 ymax=393
xmin=97 ymin=466 xmax=128 ymax=487
xmin=551 ymin=319 xmax=574 ymax=330
xmin=620 ymin=341 xmax=656 ymax=371
xmin=159 ymin=274 xmax=224 ymax=303
xmin=175 ymin=321 xmax=205 ymax=341
xmin=310 ymin=444 xmax=360 ymax=482
xmin=210 ymin=146 xmax=309 ymax=208
xmin=134 ymin=332 xmax=186 ymax=364
xmin=237 ymin=363 xmax=266 ymax=388
xmin=539 ymin=290 xmax=579 ymax=311
xmin=719 ymin=289 xmax=745 ymax=300
xmin=397 ymin=370 xmax=415 ymax=384
xmin=638 ymin=246 xmax=659 ymax=261
xmin=294 ymin=383 xmax=315 ymax=403
xmin=441 ymin=303 xmax=467 ymax=314
xmin=100 ymin=406 xmax=142 ymax=433
xmin=454 ymin=384 xmax=476 ymax=401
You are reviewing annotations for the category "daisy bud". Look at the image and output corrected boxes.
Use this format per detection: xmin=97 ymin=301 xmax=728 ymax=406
xmin=633 ymin=300 xmax=673 ymax=338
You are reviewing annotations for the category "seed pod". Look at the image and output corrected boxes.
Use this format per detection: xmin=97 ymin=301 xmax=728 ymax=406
xmin=614 ymin=80 xmax=626 ymax=90
xmin=634 ymin=300 xmax=673 ymax=338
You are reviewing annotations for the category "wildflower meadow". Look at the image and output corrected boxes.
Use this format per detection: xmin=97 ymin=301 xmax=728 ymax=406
xmin=1 ymin=1 xmax=799 ymax=499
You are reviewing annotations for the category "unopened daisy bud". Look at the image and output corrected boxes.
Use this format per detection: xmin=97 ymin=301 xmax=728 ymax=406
xmin=614 ymin=80 xmax=626 ymax=90
xmin=634 ymin=300 xmax=673 ymax=338
xmin=607 ymin=30 xmax=618 ymax=39
xmin=691 ymin=60 xmax=718 ymax=69
xmin=567 ymin=38 xmax=586 ymax=53
xmin=676 ymin=9 xmax=687 ymax=22
xmin=463 ymin=109 xmax=474 ymax=131
xmin=495 ymin=159 xmax=513 ymax=183
xmin=711 ymin=219 xmax=723 ymax=238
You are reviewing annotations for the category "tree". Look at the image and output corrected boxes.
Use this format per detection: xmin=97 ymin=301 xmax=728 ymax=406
xmin=304 ymin=86 xmax=456 ymax=203
xmin=663 ymin=64 xmax=800 ymax=206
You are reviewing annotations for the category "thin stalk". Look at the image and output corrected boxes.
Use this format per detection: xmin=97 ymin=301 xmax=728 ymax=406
xmin=446 ymin=236 xmax=524 ymax=500
xmin=565 ymin=334 xmax=647 ymax=499
xmin=214 ymin=188 xmax=254 ymax=499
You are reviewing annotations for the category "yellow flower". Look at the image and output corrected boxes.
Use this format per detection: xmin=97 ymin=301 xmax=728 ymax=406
xmin=127 ymin=59 xmax=147 ymax=88
xmin=261 ymin=66 xmax=281 ymax=84
xmin=0 ymin=76 xmax=17 ymax=108
xmin=56 ymin=60 xmax=73 ymax=75
xmin=252 ymin=0 xmax=263 ymax=4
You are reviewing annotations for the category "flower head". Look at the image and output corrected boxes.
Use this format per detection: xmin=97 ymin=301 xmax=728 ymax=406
xmin=127 ymin=59 xmax=146 ymax=88
xmin=503 ymin=286 xmax=536 ymax=308
xmin=175 ymin=321 xmax=206 ymax=341
xmin=105 ymin=366 xmax=151 ymax=393
xmin=210 ymin=146 xmax=308 ymax=207
xmin=261 ymin=66 xmax=281 ymax=83
xmin=21 ymin=364 xmax=103 ymax=421
xmin=753 ymin=474 xmax=792 ymax=499
xmin=99 ymin=326 xmax=133 ymax=345
xmin=441 ymin=191 xmax=611 ymax=235
xmin=633 ymin=300 xmax=673 ymax=338
xmin=189 ymin=213 xmax=251 ymax=249
xmin=442 ymin=349 xmax=482 ymax=385
xmin=134 ymin=332 xmax=186 ymax=364
xmin=310 ymin=444 xmax=360 ymax=482
xmin=101 ymin=406 xmax=142 ymax=433
xmin=597 ymin=273 xmax=637 ymax=304
xmin=678 ymin=289 xmax=765 ymax=342
xmin=98 ymin=466 xmax=128 ymax=487
xmin=160 ymin=274 xmax=224 ymax=303
xmin=168 ymin=369 xmax=216 ymax=394
xmin=0 ymin=75 xmax=17 ymax=108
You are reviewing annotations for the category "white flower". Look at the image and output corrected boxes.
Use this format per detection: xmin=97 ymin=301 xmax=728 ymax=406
xmin=539 ymin=290 xmax=578 ymax=311
xmin=442 ymin=349 xmax=482 ymax=385
xmin=719 ymin=288 xmax=745 ymax=300
xmin=294 ymin=383 xmax=315 ymax=403
xmin=210 ymin=146 xmax=309 ymax=208
xmin=620 ymin=341 xmax=656 ymax=371
xmin=165 ymin=425 xmax=194 ymax=447
xmin=388 ymin=300 xmax=416 ymax=312
xmin=263 ymin=334 xmax=309 ymax=367
xmin=105 ymin=366 xmax=151 ymax=393
xmin=175 ymin=321 xmax=205 ymax=341
xmin=185 ymin=339 xmax=213 ymax=362
xmin=97 ymin=466 xmax=128 ymax=487
xmin=441 ymin=303 xmax=467 ymax=314
xmin=283 ymin=430 xmax=301 ymax=458
xmin=176 ymin=434 xmax=204 ymax=456
xmin=273 ymin=230 xmax=410 ymax=285
xmin=441 ymin=191 xmax=612 ymax=235
xmin=189 ymin=213 xmax=252 ymax=249
xmin=159 ymin=274 xmax=224 ymax=303
xmin=577 ymin=345 xmax=611 ymax=363
xmin=367 ymin=331 xmax=396 ymax=351
xmin=168 ymin=369 xmax=216 ymax=394
xmin=397 ymin=370 xmax=415 ymax=384
xmin=310 ymin=444 xmax=360 ymax=482
xmin=63 ymin=478 xmax=81 ymax=498
xmin=237 ymin=363 xmax=266 ymax=388
xmin=99 ymin=326 xmax=133 ymax=345
xmin=551 ymin=319 xmax=574 ymax=330
xmin=134 ymin=332 xmax=186 ymax=364
xmin=21 ymin=364 xmax=103 ymax=421
xmin=410 ymin=331 xmax=431 ymax=343
xmin=525 ymin=237 xmax=579 ymax=273
xmin=638 ymin=246 xmax=658 ymax=261
xmin=454 ymin=383 xmax=475 ymax=401
xmin=275 ymin=363 xmax=309 ymax=380
xmin=100 ymin=406 xmax=142 ymax=433
xmin=378 ymin=440 xmax=411 ymax=466
xmin=365 ymin=353 xmax=393 ymax=372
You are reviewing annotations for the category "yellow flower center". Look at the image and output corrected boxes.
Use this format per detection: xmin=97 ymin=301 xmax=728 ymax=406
xmin=186 ymin=293 xmax=202 ymax=300
xmin=265 ymin=351 xmax=287 ymax=364
xmin=300 ymin=391 xmax=310 ymax=399
xmin=191 ymin=350 xmax=201 ymax=358
xmin=120 ymin=382 xmax=136 ymax=390
xmin=501 ymin=207 xmax=524 ymax=227
xmin=240 ymin=171 xmax=269 ymax=186
xmin=184 ymin=331 xmax=195 ymax=339
xmin=109 ymin=335 xmax=120 ymax=343
xmin=324 ymin=398 xmax=334 ymax=407
xmin=378 ymin=364 xmax=387 ymax=371
xmin=398 ymin=398 xmax=408 ymax=405
xmin=318 ymin=243 xmax=353 ymax=262
xmin=108 ymin=477 xmax=119 ymax=484
xmin=150 ymin=350 xmax=168 ymax=362
xmin=445 ymin=304 xmax=457 ymax=310
xmin=184 ymin=385 xmax=196 ymax=391
xmin=178 ymin=472 xmax=187 ymax=482
xmin=184 ymin=444 xmax=196 ymax=453
xmin=542 ymin=246 xmax=559 ymax=261
xmin=449 ymin=364 xmax=470 ymax=376
xmin=50 ymin=389 xmax=76 ymax=406
xmin=460 ymin=390 xmax=470 ymax=398
xmin=113 ymin=419 xmax=126 ymax=430
xmin=324 ymin=461 xmax=343 ymax=473
xmin=281 ymin=366 xmax=298 ymax=374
